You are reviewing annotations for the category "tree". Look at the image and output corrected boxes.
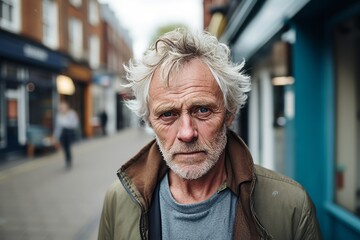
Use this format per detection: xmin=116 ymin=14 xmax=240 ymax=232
xmin=149 ymin=23 xmax=189 ymax=47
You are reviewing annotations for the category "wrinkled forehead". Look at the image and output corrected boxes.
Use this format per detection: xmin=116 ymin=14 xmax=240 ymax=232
xmin=152 ymin=58 xmax=216 ymax=87
xmin=148 ymin=59 xmax=223 ymax=100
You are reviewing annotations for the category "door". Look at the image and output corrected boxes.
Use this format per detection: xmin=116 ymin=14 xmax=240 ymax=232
xmin=5 ymin=82 xmax=26 ymax=154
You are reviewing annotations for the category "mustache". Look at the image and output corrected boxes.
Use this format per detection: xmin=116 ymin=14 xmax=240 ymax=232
xmin=169 ymin=142 xmax=207 ymax=154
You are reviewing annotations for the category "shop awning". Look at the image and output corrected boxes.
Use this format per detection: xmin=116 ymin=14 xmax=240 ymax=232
xmin=0 ymin=30 xmax=68 ymax=70
xmin=222 ymin=0 xmax=311 ymax=60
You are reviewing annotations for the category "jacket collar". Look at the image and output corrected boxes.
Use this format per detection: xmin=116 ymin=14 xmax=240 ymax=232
xmin=225 ymin=131 xmax=260 ymax=239
xmin=117 ymin=139 xmax=168 ymax=209
xmin=117 ymin=130 xmax=255 ymax=209
xmin=225 ymin=130 xmax=255 ymax=195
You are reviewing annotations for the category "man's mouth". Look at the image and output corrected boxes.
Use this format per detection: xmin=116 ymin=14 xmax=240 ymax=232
xmin=173 ymin=151 xmax=206 ymax=158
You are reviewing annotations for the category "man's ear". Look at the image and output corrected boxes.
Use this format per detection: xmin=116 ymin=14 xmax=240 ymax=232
xmin=225 ymin=111 xmax=235 ymax=127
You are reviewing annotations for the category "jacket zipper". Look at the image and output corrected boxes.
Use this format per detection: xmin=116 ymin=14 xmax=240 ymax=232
xmin=117 ymin=171 xmax=147 ymax=240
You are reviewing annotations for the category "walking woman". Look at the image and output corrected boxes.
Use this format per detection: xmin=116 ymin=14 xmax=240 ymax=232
xmin=53 ymin=101 xmax=79 ymax=169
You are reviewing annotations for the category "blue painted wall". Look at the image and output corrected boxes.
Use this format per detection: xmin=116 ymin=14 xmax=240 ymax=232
xmin=289 ymin=2 xmax=360 ymax=239
xmin=291 ymin=19 xmax=326 ymax=233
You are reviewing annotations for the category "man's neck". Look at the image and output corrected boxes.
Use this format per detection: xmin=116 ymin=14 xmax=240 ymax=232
xmin=168 ymin=154 xmax=226 ymax=204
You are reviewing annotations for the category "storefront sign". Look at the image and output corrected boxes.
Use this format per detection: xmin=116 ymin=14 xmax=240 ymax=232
xmin=0 ymin=31 xmax=67 ymax=70
xmin=23 ymin=44 xmax=48 ymax=62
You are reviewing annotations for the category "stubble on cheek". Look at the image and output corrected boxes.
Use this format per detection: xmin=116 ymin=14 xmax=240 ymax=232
xmin=155 ymin=124 xmax=227 ymax=180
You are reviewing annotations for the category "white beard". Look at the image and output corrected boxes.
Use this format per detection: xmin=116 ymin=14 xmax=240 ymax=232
xmin=155 ymin=124 xmax=227 ymax=180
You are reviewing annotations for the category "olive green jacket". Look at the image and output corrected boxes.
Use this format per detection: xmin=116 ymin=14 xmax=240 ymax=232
xmin=98 ymin=131 xmax=321 ymax=240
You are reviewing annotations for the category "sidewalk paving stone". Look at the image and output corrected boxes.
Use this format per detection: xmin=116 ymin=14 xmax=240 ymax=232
xmin=0 ymin=127 xmax=154 ymax=240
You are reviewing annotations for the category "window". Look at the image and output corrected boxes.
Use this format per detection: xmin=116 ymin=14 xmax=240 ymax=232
xmin=28 ymin=68 xmax=54 ymax=129
xmin=88 ymin=0 xmax=99 ymax=26
xmin=89 ymin=35 xmax=100 ymax=69
xmin=42 ymin=0 xmax=59 ymax=49
xmin=0 ymin=0 xmax=20 ymax=32
xmin=69 ymin=0 xmax=81 ymax=8
xmin=68 ymin=17 xmax=83 ymax=59
xmin=334 ymin=16 xmax=360 ymax=217
xmin=107 ymin=50 xmax=118 ymax=72
xmin=0 ymin=0 xmax=12 ymax=22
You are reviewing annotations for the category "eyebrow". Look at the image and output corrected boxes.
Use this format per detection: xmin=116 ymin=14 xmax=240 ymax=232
xmin=152 ymin=103 xmax=178 ymax=116
xmin=152 ymin=99 xmax=219 ymax=116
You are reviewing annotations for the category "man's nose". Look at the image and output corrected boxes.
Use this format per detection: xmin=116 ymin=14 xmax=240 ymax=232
xmin=177 ymin=114 xmax=198 ymax=142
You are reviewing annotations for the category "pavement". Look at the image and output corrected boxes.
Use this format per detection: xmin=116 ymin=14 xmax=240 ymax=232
xmin=0 ymin=127 xmax=154 ymax=240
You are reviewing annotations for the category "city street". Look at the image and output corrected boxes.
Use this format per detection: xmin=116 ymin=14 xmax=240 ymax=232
xmin=0 ymin=127 xmax=154 ymax=240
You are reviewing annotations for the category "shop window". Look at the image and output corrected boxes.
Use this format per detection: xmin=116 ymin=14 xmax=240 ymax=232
xmin=42 ymin=0 xmax=59 ymax=49
xmin=88 ymin=0 xmax=99 ymax=26
xmin=28 ymin=87 xmax=53 ymax=129
xmin=334 ymin=16 xmax=360 ymax=217
xmin=0 ymin=0 xmax=20 ymax=33
xmin=68 ymin=17 xmax=83 ymax=60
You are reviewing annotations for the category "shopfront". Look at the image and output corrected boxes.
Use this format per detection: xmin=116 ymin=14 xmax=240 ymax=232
xmin=0 ymin=30 xmax=67 ymax=160
xmin=216 ymin=0 xmax=360 ymax=238
xmin=64 ymin=63 xmax=93 ymax=138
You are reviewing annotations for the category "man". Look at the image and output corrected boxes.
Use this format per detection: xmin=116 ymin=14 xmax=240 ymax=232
xmin=98 ymin=29 xmax=321 ymax=239
xmin=99 ymin=110 xmax=108 ymax=136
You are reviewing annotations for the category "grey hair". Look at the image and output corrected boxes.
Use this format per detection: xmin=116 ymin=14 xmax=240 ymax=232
xmin=124 ymin=28 xmax=251 ymax=122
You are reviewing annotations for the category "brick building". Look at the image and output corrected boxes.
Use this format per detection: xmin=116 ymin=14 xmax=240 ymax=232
xmin=0 ymin=0 xmax=132 ymax=159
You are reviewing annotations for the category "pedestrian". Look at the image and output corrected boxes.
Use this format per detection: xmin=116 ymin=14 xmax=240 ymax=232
xmin=98 ymin=29 xmax=321 ymax=239
xmin=99 ymin=110 xmax=108 ymax=136
xmin=53 ymin=101 xmax=79 ymax=169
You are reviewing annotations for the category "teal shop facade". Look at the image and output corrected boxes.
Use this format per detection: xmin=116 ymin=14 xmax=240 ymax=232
xmin=216 ymin=0 xmax=360 ymax=238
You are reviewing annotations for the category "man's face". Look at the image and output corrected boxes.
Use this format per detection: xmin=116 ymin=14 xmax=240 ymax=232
xmin=148 ymin=59 xmax=234 ymax=180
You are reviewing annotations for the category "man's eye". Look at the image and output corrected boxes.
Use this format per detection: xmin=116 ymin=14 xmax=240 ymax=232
xmin=161 ymin=111 xmax=173 ymax=118
xmin=194 ymin=107 xmax=212 ymax=119
xmin=199 ymin=107 xmax=209 ymax=113
xmin=159 ymin=111 xmax=177 ymax=123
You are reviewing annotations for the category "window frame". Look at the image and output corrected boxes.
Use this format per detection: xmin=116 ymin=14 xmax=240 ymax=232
xmin=88 ymin=0 xmax=99 ymax=26
xmin=42 ymin=0 xmax=59 ymax=49
xmin=88 ymin=34 xmax=100 ymax=69
xmin=0 ymin=0 xmax=21 ymax=33
xmin=68 ymin=17 xmax=83 ymax=60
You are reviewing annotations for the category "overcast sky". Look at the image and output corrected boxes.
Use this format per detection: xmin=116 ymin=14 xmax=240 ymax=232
xmin=99 ymin=0 xmax=203 ymax=58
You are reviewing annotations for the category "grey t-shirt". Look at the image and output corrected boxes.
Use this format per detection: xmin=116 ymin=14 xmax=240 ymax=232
xmin=159 ymin=174 xmax=237 ymax=240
